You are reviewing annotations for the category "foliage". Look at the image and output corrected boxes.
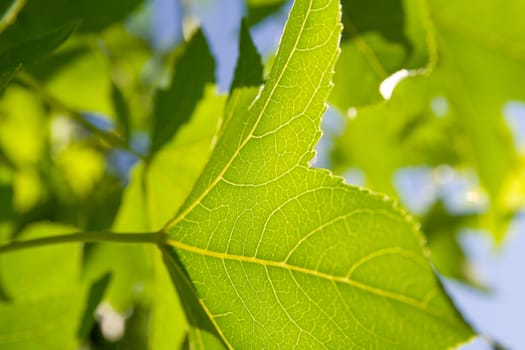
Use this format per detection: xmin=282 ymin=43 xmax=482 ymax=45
xmin=0 ymin=0 xmax=521 ymax=348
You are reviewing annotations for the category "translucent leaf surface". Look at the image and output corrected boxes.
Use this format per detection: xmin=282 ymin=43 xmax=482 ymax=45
xmin=161 ymin=0 xmax=473 ymax=348
xmin=0 ymin=291 xmax=85 ymax=350
xmin=0 ymin=223 xmax=86 ymax=350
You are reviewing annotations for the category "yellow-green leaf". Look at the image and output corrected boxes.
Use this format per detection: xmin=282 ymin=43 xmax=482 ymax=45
xmin=161 ymin=0 xmax=473 ymax=348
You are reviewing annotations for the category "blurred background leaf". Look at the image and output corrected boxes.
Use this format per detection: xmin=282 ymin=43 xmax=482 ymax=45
xmin=0 ymin=0 xmax=524 ymax=348
xmin=328 ymin=0 xmax=525 ymax=288
xmin=150 ymin=28 xmax=215 ymax=155
xmin=0 ymin=223 xmax=90 ymax=350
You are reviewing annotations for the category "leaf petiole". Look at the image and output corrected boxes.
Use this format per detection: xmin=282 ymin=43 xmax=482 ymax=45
xmin=0 ymin=231 xmax=163 ymax=255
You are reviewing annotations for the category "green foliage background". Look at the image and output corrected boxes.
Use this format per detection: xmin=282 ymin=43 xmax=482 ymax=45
xmin=0 ymin=0 xmax=522 ymax=348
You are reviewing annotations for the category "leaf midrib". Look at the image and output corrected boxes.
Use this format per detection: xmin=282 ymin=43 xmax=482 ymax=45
xmin=164 ymin=237 xmax=457 ymax=326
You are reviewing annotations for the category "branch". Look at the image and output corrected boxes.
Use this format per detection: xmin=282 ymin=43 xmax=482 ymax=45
xmin=0 ymin=231 xmax=163 ymax=255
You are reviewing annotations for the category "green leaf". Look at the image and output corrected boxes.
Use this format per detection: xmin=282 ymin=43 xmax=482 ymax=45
xmin=0 ymin=0 xmax=143 ymax=89
xmin=77 ymin=272 xmax=112 ymax=339
xmin=331 ymin=76 xmax=461 ymax=194
xmin=161 ymin=0 xmax=473 ymax=348
xmin=74 ymin=0 xmax=143 ymax=33
xmin=111 ymin=81 xmax=131 ymax=142
xmin=151 ymin=29 xmax=215 ymax=154
xmin=330 ymin=0 xmax=431 ymax=109
xmin=220 ymin=19 xmax=263 ymax=138
xmin=161 ymin=247 xmax=228 ymax=350
xmin=83 ymin=239 xmax=153 ymax=313
xmin=342 ymin=0 xmax=411 ymax=49
xmin=428 ymin=0 xmax=521 ymax=220
xmin=0 ymin=290 xmax=85 ymax=350
xmin=422 ymin=203 xmax=481 ymax=286
xmin=146 ymin=87 xmax=225 ymax=229
xmin=0 ymin=223 xmax=86 ymax=349
xmin=25 ymin=46 xmax=88 ymax=81
xmin=332 ymin=0 xmax=523 ymax=240
xmin=0 ymin=21 xmax=78 ymax=90
xmin=98 ymin=86 xmax=225 ymax=348
xmin=0 ymin=223 xmax=82 ymax=299
xmin=0 ymin=0 xmax=141 ymax=38
xmin=246 ymin=0 xmax=288 ymax=26
xmin=229 ymin=20 xmax=264 ymax=92
xmin=145 ymin=87 xmax=226 ymax=349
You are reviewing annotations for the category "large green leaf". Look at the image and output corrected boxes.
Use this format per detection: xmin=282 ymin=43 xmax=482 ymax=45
xmin=160 ymin=0 xmax=473 ymax=348
xmin=150 ymin=22 xmax=264 ymax=349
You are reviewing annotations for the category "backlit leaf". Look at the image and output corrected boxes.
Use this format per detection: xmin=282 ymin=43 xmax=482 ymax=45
xmin=0 ymin=223 xmax=86 ymax=350
xmin=161 ymin=1 xmax=473 ymax=348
